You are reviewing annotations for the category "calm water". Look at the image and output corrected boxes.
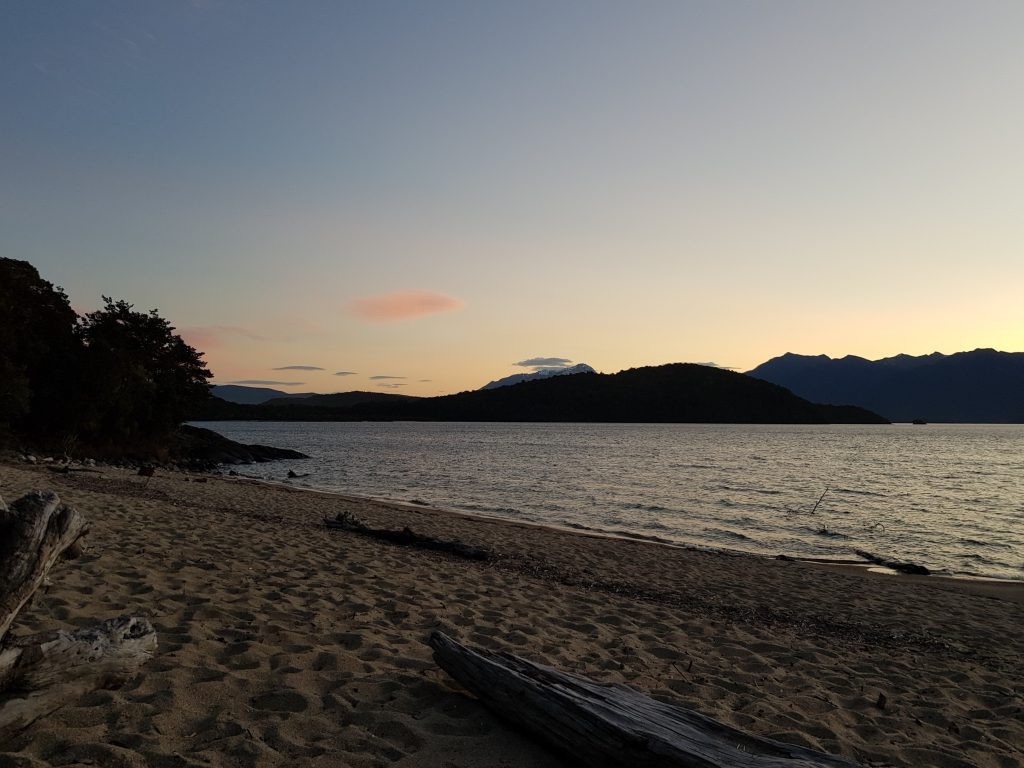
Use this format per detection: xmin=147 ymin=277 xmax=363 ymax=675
xmin=195 ymin=421 xmax=1024 ymax=580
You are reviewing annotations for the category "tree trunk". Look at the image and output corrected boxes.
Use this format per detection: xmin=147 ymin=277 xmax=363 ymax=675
xmin=428 ymin=631 xmax=859 ymax=768
xmin=0 ymin=492 xmax=156 ymax=743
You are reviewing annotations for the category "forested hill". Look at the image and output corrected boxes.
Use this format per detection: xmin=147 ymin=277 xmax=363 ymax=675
xmin=195 ymin=364 xmax=888 ymax=424
xmin=196 ymin=391 xmax=418 ymax=420
xmin=263 ymin=391 xmax=419 ymax=408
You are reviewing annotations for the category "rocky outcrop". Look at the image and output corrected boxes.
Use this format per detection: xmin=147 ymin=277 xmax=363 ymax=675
xmin=172 ymin=425 xmax=309 ymax=469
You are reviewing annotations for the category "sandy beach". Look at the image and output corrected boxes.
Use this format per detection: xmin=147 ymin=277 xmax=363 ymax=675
xmin=1 ymin=461 xmax=1022 ymax=768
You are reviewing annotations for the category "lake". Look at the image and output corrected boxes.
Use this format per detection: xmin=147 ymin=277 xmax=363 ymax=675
xmin=195 ymin=421 xmax=1024 ymax=581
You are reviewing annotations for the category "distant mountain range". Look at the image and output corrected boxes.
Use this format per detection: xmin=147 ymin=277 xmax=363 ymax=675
xmin=196 ymin=364 xmax=886 ymax=424
xmin=211 ymin=385 xmax=314 ymax=405
xmin=200 ymin=390 xmax=417 ymax=420
xmin=748 ymin=348 xmax=1024 ymax=422
xmin=264 ymin=391 xmax=419 ymax=408
xmin=481 ymin=363 xmax=596 ymax=390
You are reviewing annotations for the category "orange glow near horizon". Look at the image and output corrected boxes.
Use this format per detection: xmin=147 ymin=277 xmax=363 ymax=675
xmin=5 ymin=3 xmax=1023 ymax=397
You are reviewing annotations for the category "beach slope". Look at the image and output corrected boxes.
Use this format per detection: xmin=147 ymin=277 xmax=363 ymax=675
xmin=0 ymin=463 xmax=1020 ymax=768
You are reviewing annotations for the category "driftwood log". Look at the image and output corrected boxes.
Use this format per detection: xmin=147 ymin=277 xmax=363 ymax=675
xmin=325 ymin=511 xmax=491 ymax=561
xmin=854 ymin=550 xmax=930 ymax=576
xmin=0 ymin=491 xmax=157 ymax=742
xmin=429 ymin=631 xmax=860 ymax=768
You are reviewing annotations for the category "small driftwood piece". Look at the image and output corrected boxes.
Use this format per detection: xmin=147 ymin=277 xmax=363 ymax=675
xmin=325 ymin=511 xmax=490 ymax=561
xmin=0 ymin=491 xmax=157 ymax=742
xmin=854 ymin=549 xmax=930 ymax=575
xmin=428 ymin=631 xmax=860 ymax=768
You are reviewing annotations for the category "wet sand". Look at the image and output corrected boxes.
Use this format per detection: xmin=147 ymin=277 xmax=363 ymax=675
xmin=1 ymin=462 xmax=1022 ymax=768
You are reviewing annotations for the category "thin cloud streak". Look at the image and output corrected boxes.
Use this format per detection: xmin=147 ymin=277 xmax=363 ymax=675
xmin=227 ymin=379 xmax=305 ymax=386
xmin=349 ymin=290 xmax=464 ymax=322
xmin=272 ymin=365 xmax=324 ymax=371
xmin=515 ymin=357 xmax=572 ymax=368
xmin=334 ymin=371 xmax=358 ymax=376
xmin=370 ymin=375 xmax=406 ymax=380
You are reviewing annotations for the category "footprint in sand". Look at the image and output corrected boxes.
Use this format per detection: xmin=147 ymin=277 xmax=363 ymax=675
xmin=251 ymin=689 xmax=309 ymax=713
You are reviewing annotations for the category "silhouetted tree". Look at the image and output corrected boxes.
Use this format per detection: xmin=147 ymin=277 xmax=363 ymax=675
xmin=0 ymin=259 xmax=79 ymax=443
xmin=73 ymin=298 xmax=212 ymax=451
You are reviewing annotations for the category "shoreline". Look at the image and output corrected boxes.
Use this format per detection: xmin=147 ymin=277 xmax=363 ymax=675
xmin=228 ymin=469 xmax=1024 ymax=596
xmin=2 ymin=459 xmax=1023 ymax=767
xmin=195 ymin=420 xmax=1024 ymax=584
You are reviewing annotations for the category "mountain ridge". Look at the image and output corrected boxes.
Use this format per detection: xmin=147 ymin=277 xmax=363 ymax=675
xmin=263 ymin=391 xmax=420 ymax=408
xmin=481 ymin=363 xmax=596 ymax=390
xmin=748 ymin=348 xmax=1024 ymax=422
xmin=194 ymin=363 xmax=887 ymax=424
xmin=211 ymin=385 xmax=314 ymax=405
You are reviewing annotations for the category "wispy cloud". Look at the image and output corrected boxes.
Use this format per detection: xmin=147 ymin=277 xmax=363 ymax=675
xmin=272 ymin=365 xmax=324 ymax=371
xmin=334 ymin=371 xmax=358 ymax=376
xmin=418 ymin=379 xmax=432 ymax=382
xmin=227 ymin=379 xmax=305 ymax=386
xmin=377 ymin=383 xmax=407 ymax=388
xmin=370 ymin=375 xmax=406 ymax=380
xmin=349 ymin=290 xmax=464 ymax=322
xmin=694 ymin=361 xmax=737 ymax=370
xmin=180 ymin=325 xmax=266 ymax=349
xmin=515 ymin=357 xmax=573 ymax=369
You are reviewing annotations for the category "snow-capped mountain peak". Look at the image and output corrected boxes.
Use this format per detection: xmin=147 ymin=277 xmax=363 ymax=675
xmin=481 ymin=363 xmax=596 ymax=390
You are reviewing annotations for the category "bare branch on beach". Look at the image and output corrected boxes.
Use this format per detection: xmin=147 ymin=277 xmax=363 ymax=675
xmin=324 ymin=511 xmax=492 ymax=561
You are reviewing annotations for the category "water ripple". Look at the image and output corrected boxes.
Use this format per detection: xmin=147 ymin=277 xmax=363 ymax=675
xmin=195 ymin=421 xmax=1024 ymax=581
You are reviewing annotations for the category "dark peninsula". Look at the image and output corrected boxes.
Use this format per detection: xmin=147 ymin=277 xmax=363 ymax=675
xmin=196 ymin=364 xmax=888 ymax=424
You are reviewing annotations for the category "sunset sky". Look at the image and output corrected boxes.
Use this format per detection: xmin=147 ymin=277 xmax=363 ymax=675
xmin=3 ymin=1 xmax=1022 ymax=395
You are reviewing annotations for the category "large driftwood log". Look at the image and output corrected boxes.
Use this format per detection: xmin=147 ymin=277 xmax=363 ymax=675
xmin=0 ymin=492 xmax=157 ymax=742
xmin=0 ymin=491 xmax=88 ymax=641
xmin=854 ymin=550 xmax=930 ymax=576
xmin=428 ymin=631 xmax=859 ymax=768
xmin=325 ymin=511 xmax=491 ymax=561
xmin=0 ymin=616 xmax=156 ymax=742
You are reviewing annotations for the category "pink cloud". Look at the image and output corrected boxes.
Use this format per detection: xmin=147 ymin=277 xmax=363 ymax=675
xmin=179 ymin=325 xmax=266 ymax=350
xmin=349 ymin=290 xmax=464 ymax=322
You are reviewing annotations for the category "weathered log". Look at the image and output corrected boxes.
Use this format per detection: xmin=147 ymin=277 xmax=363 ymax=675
xmin=0 ymin=492 xmax=157 ymax=742
xmin=0 ymin=616 xmax=157 ymax=741
xmin=325 ymin=512 xmax=491 ymax=561
xmin=0 ymin=491 xmax=88 ymax=642
xmin=854 ymin=549 xmax=930 ymax=576
xmin=428 ymin=631 xmax=859 ymax=768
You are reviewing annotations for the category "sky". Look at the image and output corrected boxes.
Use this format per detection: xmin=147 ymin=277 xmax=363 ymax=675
xmin=2 ymin=1 xmax=1023 ymax=396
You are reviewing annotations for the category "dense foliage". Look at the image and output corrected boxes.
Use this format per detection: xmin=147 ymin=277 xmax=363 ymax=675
xmin=0 ymin=258 xmax=212 ymax=455
xmin=0 ymin=259 xmax=79 ymax=440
